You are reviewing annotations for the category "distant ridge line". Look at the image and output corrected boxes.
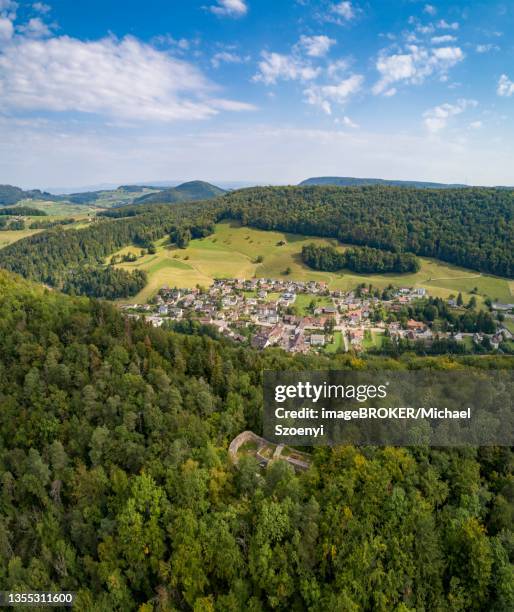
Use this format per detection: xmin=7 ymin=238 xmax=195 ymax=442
xmin=299 ymin=176 xmax=514 ymax=189
xmin=299 ymin=176 xmax=470 ymax=189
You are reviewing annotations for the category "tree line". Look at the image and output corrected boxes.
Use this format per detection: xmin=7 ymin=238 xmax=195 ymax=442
xmin=0 ymin=206 xmax=46 ymax=216
xmin=302 ymin=243 xmax=420 ymax=274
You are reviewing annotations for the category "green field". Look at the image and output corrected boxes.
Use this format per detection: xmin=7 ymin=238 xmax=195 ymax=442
xmin=363 ymin=330 xmax=385 ymax=350
xmin=15 ymin=199 xmax=101 ymax=216
xmin=325 ymin=331 xmax=344 ymax=353
xmin=0 ymin=228 xmax=43 ymax=248
xmin=108 ymin=221 xmax=513 ymax=305
xmin=0 ymin=214 xmax=93 ymax=249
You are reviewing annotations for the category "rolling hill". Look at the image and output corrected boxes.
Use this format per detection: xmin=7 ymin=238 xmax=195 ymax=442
xmin=0 ymin=184 xmax=60 ymax=206
xmin=132 ymin=180 xmax=226 ymax=205
xmin=299 ymin=176 xmax=469 ymax=189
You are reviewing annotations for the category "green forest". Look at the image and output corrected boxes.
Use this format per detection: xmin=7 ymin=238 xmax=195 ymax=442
xmin=301 ymin=243 xmax=420 ymax=274
xmin=0 ymin=269 xmax=512 ymax=610
xmin=0 ymin=185 xmax=512 ymax=299
xmin=223 ymin=185 xmax=514 ymax=277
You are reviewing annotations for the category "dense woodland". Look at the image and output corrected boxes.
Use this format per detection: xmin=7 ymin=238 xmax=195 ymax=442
xmin=29 ymin=218 xmax=76 ymax=230
xmin=302 ymin=243 xmax=420 ymax=274
xmin=223 ymin=186 xmax=514 ymax=277
xmin=62 ymin=267 xmax=148 ymax=299
xmin=0 ymin=206 xmax=46 ymax=216
xmin=0 ymin=270 xmax=512 ymax=610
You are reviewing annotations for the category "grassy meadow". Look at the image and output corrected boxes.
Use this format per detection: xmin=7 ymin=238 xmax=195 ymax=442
xmin=113 ymin=221 xmax=513 ymax=305
xmin=0 ymin=213 xmax=94 ymax=249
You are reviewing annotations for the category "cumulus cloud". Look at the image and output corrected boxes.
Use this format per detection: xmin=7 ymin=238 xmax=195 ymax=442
xmin=297 ymin=34 xmax=335 ymax=58
xmin=423 ymin=99 xmax=477 ymax=133
xmin=211 ymin=50 xmax=245 ymax=68
xmin=0 ymin=16 xmax=13 ymax=39
xmin=340 ymin=115 xmax=359 ymax=128
xmin=431 ymin=35 xmax=456 ymax=44
xmin=423 ymin=4 xmax=437 ymax=16
xmin=304 ymin=74 xmax=363 ymax=114
xmin=209 ymin=0 xmax=247 ymax=18
xmin=331 ymin=2 xmax=355 ymax=21
xmin=437 ymin=19 xmax=459 ymax=30
xmin=476 ymin=43 xmax=498 ymax=53
xmin=497 ymin=74 xmax=514 ymax=97
xmin=0 ymin=35 xmax=255 ymax=121
xmin=253 ymin=51 xmax=320 ymax=84
xmin=373 ymin=44 xmax=464 ymax=95
xmin=0 ymin=0 xmax=17 ymax=14
xmin=18 ymin=16 xmax=52 ymax=37
xmin=32 ymin=2 xmax=50 ymax=13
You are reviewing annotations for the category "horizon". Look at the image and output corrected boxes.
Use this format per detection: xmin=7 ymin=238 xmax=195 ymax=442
xmin=7 ymin=174 xmax=510 ymax=194
xmin=1 ymin=1 xmax=514 ymax=187
xmin=7 ymin=172 xmax=514 ymax=193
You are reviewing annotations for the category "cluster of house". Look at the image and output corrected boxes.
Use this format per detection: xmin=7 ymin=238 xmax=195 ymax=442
xmin=119 ymin=277 xmax=512 ymax=353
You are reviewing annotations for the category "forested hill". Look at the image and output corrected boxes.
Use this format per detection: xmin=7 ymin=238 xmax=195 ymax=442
xmin=0 ymin=200 xmax=217 ymax=296
xmin=132 ymin=180 xmax=225 ymax=205
xmin=0 ymin=184 xmax=512 ymax=297
xmin=222 ymin=185 xmax=514 ymax=277
xmin=300 ymin=176 xmax=469 ymax=189
xmin=0 ymin=184 xmax=59 ymax=206
xmin=0 ymin=267 xmax=512 ymax=609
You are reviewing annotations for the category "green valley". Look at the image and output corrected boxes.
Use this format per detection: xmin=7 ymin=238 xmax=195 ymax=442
xmin=113 ymin=221 xmax=513 ymax=305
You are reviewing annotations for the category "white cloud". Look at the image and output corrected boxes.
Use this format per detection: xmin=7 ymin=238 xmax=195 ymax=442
xmin=210 ymin=0 xmax=247 ymax=18
xmin=297 ymin=34 xmax=335 ymax=58
xmin=253 ymin=51 xmax=320 ymax=85
xmin=4 ymin=121 xmax=512 ymax=189
xmin=0 ymin=35 xmax=255 ymax=121
xmin=331 ymin=2 xmax=355 ymax=21
xmin=18 ymin=17 xmax=52 ymax=37
xmin=423 ymin=99 xmax=477 ymax=133
xmin=0 ymin=16 xmax=13 ymax=40
xmin=476 ymin=43 xmax=498 ymax=53
xmin=437 ymin=20 xmax=459 ymax=30
xmin=431 ymin=35 xmax=456 ymax=44
xmin=32 ymin=2 xmax=50 ymax=13
xmin=423 ymin=4 xmax=437 ymax=16
xmin=327 ymin=58 xmax=350 ymax=78
xmin=373 ymin=44 xmax=464 ymax=95
xmin=340 ymin=115 xmax=359 ymax=128
xmin=497 ymin=74 xmax=514 ymax=97
xmin=304 ymin=74 xmax=363 ymax=114
xmin=432 ymin=46 xmax=462 ymax=61
xmin=469 ymin=121 xmax=482 ymax=129
xmin=0 ymin=0 xmax=17 ymax=14
xmin=211 ymin=51 xmax=244 ymax=68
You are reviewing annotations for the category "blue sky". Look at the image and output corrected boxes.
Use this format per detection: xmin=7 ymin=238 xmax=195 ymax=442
xmin=0 ymin=0 xmax=513 ymax=188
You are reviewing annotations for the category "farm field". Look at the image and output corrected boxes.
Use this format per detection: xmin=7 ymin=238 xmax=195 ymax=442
xmin=0 ymin=214 xmax=93 ymax=249
xmin=111 ymin=221 xmax=513 ymax=304
xmin=0 ymin=228 xmax=43 ymax=248
xmin=15 ymin=199 xmax=101 ymax=216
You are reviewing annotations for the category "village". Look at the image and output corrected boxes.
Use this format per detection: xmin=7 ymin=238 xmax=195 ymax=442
xmin=121 ymin=277 xmax=514 ymax=354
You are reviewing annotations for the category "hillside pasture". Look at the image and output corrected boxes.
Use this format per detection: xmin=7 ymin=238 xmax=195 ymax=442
xmin=112 ymin=221 xmax=513 ymax=304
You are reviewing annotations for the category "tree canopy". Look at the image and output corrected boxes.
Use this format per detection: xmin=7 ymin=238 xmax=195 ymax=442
xmin=0 ymin=269 xmax=512 ymax=610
